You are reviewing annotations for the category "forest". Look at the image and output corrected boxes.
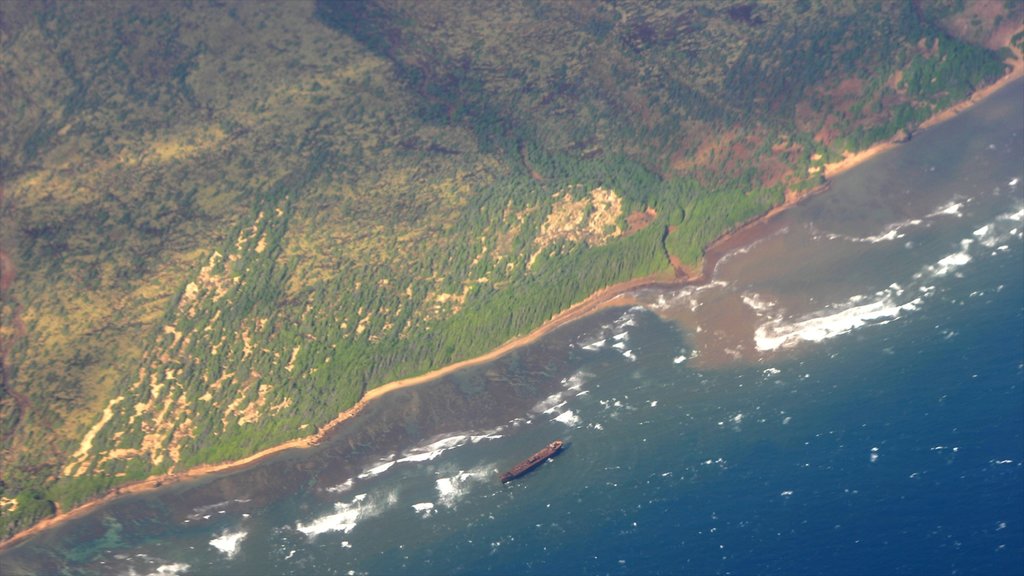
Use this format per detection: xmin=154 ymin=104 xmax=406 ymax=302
xmin=0 ymin=0 xmax=1019 ymax=538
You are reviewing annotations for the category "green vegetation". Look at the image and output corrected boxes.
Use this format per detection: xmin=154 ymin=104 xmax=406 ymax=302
xmin=1 ymin=0 xmax=1019 ymax=539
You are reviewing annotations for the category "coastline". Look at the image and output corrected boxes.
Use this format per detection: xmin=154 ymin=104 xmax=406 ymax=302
xmin=3 ymin=42 xmax=1022 ymax=553
xmin=821 ymin=40 xmax=1024 ymax=179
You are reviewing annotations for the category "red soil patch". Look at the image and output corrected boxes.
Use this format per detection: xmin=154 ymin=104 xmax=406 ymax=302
xmin=624 ymin=207 xmax=657 ymax=235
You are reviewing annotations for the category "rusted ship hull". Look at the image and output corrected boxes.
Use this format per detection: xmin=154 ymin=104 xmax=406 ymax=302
xmin=499 ymin=440 xmax=564 ymax=483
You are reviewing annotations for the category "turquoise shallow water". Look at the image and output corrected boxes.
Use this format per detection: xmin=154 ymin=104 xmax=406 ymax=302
xmin=2 ymin=80 xmax=1022 ymax=576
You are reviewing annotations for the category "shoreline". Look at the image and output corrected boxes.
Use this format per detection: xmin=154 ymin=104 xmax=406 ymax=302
xmin=3 ymin=40 xmax=1022 ymax=553
xmin=821 ymin=39 xmax=1024 ymax=179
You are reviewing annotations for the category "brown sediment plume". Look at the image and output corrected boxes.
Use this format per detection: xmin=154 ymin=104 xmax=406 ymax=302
xmin=4 ymin=30 xmax=1023 ymax=551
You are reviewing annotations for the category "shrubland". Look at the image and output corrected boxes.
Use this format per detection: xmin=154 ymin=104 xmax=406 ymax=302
xmin=1 ymin=0 xmax=1019 ymax=538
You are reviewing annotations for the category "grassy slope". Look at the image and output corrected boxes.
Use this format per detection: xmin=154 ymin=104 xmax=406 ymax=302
xmin=0 ymin=0 xmax=1018 ymax=538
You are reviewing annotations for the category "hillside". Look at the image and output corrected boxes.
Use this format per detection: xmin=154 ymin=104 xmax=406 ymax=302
xmin=0 ymin=0 xmax=1019 ymax=539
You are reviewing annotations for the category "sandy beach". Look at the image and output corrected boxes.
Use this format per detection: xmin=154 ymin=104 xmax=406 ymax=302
xmin=822 ymin=38 xmax=1024 ymax=179
xmin=3 ymin=34 xmax=1022 ymax=552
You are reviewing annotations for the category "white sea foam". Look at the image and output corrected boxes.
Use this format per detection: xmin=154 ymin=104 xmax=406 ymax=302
xmin=397 ymin=434 xmax=469 ymax=463
xmin=358 ymin=460 xmax=396 ymax=479
xmin=1009 ymin=177 xmax=1019 ymax=186
xmin=561 ymin=371 xmax=589 ymax=392
xmin=1001 ymin=207 xmax=1024 ymax=221
xmin=187 ymin=499 xmax=236 ymax=520
xmin=553 ymin=409 xmax=580 ymax=426
xmin=411 ymin=502 xmax=435 ymax=517
xmin=436 ymin=466 xmax=492 ymax=508
xmin=210 ymin=529 xmax=247 ymax=559
xmin=756 ymin=216 xmax=1019 ymax=353
xmin=754 ymin=294 xmax=922 ymax=351
xmin=646 ymin=284 xmax=704 ymax=311
xmin=672 ymin=353 xmax=688 ymax=364
xmin=612 ymin=331 xmax=629 ymax=341
xmin=621 ymin=350 xmax=636 ymax=361
xmin=741 ymin=292 xmax=777 ymax=314
xmin=581 ymin=339 xmax=606 ymax=351
xmin=327 ymin=478 xmax=355 ymax=494
xmin=915 ymin=239 xmax=974 ymax=279
xmin=145 ymin=563 xmax=191 ymax=576
xmin=823 ymin=218 xmax=925 ymax=244
xmin=612 ymin=341 xmax=627 ymax=350
xmin=532 ymin=391 xmax=567 ymax=414
xmin=470 ymin=432 xmax=504 ymax=443
xmin=296 ymin=491 xmax=396 ymax=537
xmin=936 ymin=250 xmax=972 ymax=272
xmin=929 ymin=201 xmax=964 ymax=218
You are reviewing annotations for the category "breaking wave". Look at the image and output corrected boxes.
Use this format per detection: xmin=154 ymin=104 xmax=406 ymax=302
xmin=435 ymin=466 xmax=493 ymax=508
xmin=209 ymin=529 xmax=247 ymax=559
xmin=295 ymin=491 xmax=397 ymax=538
xmin=754 ymin=204 xmax=1022 ymax=352
xmin=754 ymin=292 xmax=923 ymax=351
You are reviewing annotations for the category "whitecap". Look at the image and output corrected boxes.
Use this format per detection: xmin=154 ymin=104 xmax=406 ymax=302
xmin=754 ymin=294 xmax=922 ymax=352
xmin=581 ymin=339 xmax=606 ymax=351
xmin=865 ymin=219 xmax=925 ymax=243
xmin=210 ymin=529 xmax=247 ymax=559
xmin=621 ymin=350 xmax=636 ymax=361
xmin=435 ymin=466 xmax=492 ymax=508
xmin=295 ymin=491 xmax=396 ymax=537
xmin=358 ymin=460 xmax=396 ymax=479
xmin=741 ymin=293 xmax=777 ymax=314
xmin=928 ymin=201 xmax=964 ymax=218
xmin=411 ymin=502 xmax=435 ymax=517
xmin=553 ymin=410 xmax=580 ymax=426
xmin=935 ymin=251 xmax=972 ymax=272
xmin=612 ymin=332 xmax=629 ymax=341
xmin=396 ymin=434 xmax=468 ymax=463
xmin=146 ymin=563 xmax=191 ymax=576
xmin=672 ymin=354 xmax=687 ymax=364
xmin=532 ymin=391 xmax=567 ymax=414
xmin=187 ymin=500 xmax=234 ymax=520
xmin=561 ymin=371 xmax=589 ymax=392
xmin=327 ymin=478 xmax=355 ymax=494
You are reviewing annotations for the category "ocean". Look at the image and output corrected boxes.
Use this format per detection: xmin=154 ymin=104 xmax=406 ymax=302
xmin=2 ymin=79 xmax=1021 ymax=576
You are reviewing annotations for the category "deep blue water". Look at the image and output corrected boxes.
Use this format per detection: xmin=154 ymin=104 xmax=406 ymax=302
xmin=1 ymin=81 xmax=1022 ymax=576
